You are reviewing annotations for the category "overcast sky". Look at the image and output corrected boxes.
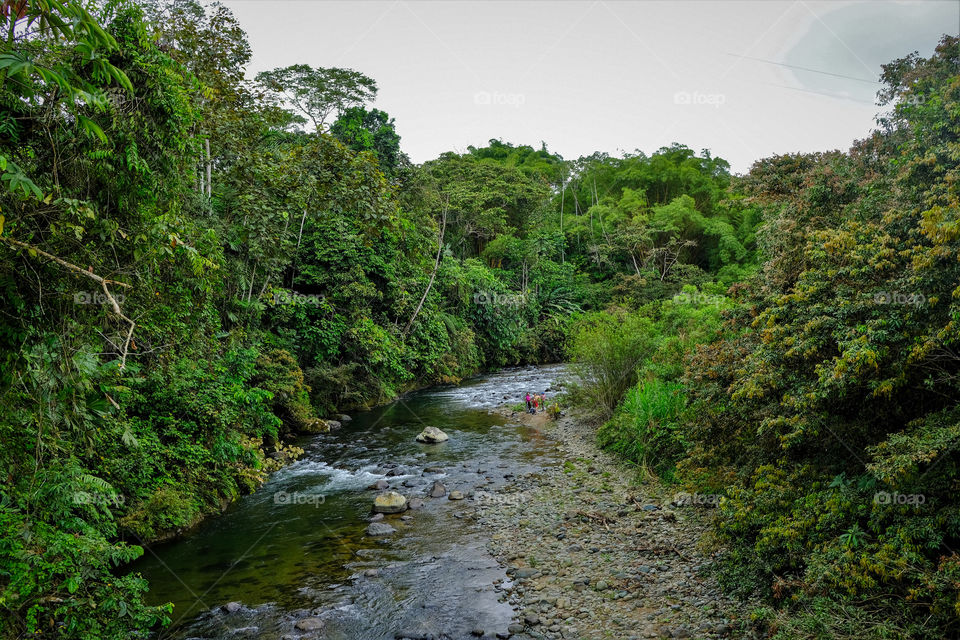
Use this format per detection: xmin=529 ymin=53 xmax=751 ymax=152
xmin=222 ymin=0 xmax=958 ymax=174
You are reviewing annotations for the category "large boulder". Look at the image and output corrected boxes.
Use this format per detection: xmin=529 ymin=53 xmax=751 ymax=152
xmin=416 ymin=426 xmax=449 ymax=443
xmin=372 ymin=491 xmax=407 ymax=514
xmin=325 ymin=419 xmax=342 ymax=431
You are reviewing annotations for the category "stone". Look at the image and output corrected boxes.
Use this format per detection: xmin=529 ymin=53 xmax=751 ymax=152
xmin=368 ymin=479 xmax=389 ymax=490
xmin=415 ymin=426 xmax=449 ymax=443
xmin=448 ymin=490 xmax=465 ymax=500
xmin=369 ymin=513 xmax=384 ymax=522
xmin=364 ymin=568 xmax=379 ymax=577
xmin=408 ymin=498 xmax=425 ymax=510
xmin=366 ymin=522 xmax=397 ymax=536
xmin=295 ymin=618 xmax=324 ymax=631
xmin=339 ymin=414 xmax=352 ymax=422
xmin=372 ymin=491 xmax=407 ymax=514
xmin=427 ymin=480 xmax=447 ymax=498
xmin=221 ymin=601 xmax=241 ymax=613
xmin=325 ymin=419 xmax=342 ymax=431
xmin=423 ymin=466 xmax=444 ymax=473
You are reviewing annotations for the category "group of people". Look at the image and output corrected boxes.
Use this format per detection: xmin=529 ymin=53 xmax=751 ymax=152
xmin=524 ymin=392 xmax=548 ymax=414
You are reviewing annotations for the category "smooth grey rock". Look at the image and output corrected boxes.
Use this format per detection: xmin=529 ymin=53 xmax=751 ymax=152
xmin=366 ymin=522 xmax=397 ymax=536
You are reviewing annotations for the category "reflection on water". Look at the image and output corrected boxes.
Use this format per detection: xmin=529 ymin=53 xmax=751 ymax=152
xmin=132 ymin=364 xmax=567 ymax=639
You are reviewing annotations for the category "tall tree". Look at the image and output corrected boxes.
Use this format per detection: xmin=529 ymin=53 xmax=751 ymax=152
xmin=255 ymin=64 xmax=377 ymax=131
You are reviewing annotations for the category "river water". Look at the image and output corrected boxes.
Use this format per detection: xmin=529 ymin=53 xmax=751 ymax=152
xmin=134 ymin=364 xmax=567 ymax=640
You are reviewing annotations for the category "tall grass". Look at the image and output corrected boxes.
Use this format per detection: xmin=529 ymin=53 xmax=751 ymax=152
xmin=597 ymin=378 xmax=688 ymax=480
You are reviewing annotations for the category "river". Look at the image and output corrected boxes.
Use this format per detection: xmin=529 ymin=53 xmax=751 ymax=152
xmin=133 ymin=364 xmax=568 ymax=640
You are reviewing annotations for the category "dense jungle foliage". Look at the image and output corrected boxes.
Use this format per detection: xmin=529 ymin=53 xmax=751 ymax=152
xmin=567 ymin=36 xmax=960 ymax=640
xmin=0 ymin=1 xmax=955 ymax=638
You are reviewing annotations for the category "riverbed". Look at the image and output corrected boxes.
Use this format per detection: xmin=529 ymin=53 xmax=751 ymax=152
xmin=133 ymin=364 xmax=568 ymax=640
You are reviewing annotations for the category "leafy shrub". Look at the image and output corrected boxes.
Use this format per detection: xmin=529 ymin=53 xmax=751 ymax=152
xmin=566 ymin=309 xmax=658 ymax=421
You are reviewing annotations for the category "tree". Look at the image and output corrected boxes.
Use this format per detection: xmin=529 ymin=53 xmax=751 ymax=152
xmin=330 ymin=106 xmax=406 ymax=177
xmin=255 ymin=64 xmax=377 ymax=130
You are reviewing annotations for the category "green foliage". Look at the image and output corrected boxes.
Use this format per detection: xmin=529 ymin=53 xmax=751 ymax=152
xmin=566 ymin=310 xmax=658 ymax=420
xmin=255 ymin=63 xmax=377 ymax=130
xmin=676 ymin=36 xmax=960 ymax=639
xmin=330 ymin=106 xmax=406 ymax=178
xmin=598 ymin=379 xmax=688 ymax=480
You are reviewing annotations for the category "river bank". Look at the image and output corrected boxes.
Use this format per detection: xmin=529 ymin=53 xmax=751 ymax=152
xmin=478 ymin=406 xmax=756 ymax=640
xmin=134 ymin=365 xmax=757 ymax=640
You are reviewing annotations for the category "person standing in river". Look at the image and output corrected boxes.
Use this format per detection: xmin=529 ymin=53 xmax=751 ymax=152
xmin=525 ymin=392 xmax=532 ymax=412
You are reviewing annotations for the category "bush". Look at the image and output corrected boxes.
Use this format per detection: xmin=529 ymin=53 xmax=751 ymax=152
xmin=566 ymin=309 xmax=658 ymax=421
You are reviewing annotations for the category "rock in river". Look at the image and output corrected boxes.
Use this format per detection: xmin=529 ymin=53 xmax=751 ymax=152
xmin=366 ymin=522 xmax=397 ymax=536
xmin=449 ymin=490 xmax=465 ymax=500
xmin=295 ymin=617 xmax=324 ymax=631
xmin=427 ymin=480 xmax=447 ymax=498
xmin=367 ymin=479 xmax=389 ymax=490
xmin=415 ymin=426 xmax=449 ymax=443
xmin=373 ymin=491 xmax=407 ymax=514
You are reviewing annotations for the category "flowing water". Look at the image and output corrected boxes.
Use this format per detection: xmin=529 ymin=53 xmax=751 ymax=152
xmin=133 ymin=364 xmax=567 ymax=640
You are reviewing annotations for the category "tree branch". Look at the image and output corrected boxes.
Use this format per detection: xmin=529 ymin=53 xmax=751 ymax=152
xmin=2 ymin=236 xmax=136 ymax=369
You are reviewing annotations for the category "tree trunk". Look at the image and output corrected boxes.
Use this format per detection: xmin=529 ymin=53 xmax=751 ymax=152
xmin=204 ymin=138 xmax=212 ymax=199
xmin=559 ymin=181 xmax=565 ymax=264
xmin=402 ymin=205 xmax=447 ymax=338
